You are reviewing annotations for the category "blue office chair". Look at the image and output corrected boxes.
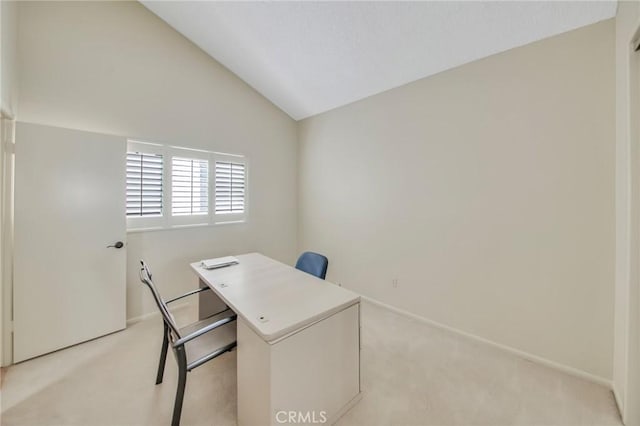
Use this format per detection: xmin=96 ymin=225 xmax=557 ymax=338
xmin=295 ymin=252 xmax=328 ymax=280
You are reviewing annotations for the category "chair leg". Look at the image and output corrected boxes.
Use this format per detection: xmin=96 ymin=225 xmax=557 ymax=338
xmin=172 ymin=348 xmax=188 ymax=426
xmin=156 ymin=323 xmax=169 ymax=385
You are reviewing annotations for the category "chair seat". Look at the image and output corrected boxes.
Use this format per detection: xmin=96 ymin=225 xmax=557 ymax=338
xmin=179 ymin=309 xmax=237 ymax=366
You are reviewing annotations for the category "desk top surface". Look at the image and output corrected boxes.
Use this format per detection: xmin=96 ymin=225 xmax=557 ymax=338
xmin=191 ymin=253 xmax=360 ymax=343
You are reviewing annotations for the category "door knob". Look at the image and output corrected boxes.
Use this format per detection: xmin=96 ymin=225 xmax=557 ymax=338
xmin=107 ymin=241 xmax=124 ymax=249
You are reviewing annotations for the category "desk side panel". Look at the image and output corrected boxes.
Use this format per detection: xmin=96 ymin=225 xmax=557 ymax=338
xmin=271 ymin=304 xmax=360 ymax=424
xmin=199 ymin=278 xmax=229 ymax=320
xmin=238 ymin=318 xmax=272 ymax=426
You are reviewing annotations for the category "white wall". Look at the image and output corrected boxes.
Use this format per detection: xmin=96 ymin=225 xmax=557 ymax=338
xmin=299 ymin=20 xmax=615 ymax=381
xmin=614 ymin=2 xmax=640 ymax=424
xmin=16 ymin=1 xmax=298 ymax=321
xmin=0 ymin=0 xmax=18 ymax=367
xmin=1 ymin=0 xmax=17 ymax=117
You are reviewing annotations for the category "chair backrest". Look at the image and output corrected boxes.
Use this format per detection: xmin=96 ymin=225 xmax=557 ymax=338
xmin=139 ymin=260 xmax=181 ymax=341
xmin=295 ymin=252 xmax=328 ymax=280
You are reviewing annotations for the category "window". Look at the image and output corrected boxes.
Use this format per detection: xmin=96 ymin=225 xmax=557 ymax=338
xmin=126 ymin=141 xmax=166 ymax=230
xmin=126 ymin=152 xmax=163 ymax=217
xmin=213 ymin=155 xmax=247 ymax=223
xmin=126 ymin=140 xmax=247 ymax=231
xmin=215 ymin=161 xmax=246 ymax=215
xmin=172 ymin=157 xmax=209 ymax=216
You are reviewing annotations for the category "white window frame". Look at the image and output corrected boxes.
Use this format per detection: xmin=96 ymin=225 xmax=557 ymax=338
xmin=126 ymin=140 xmax=167 ymax=231
xmin=126 ymin=140 xmax=248 ymax=232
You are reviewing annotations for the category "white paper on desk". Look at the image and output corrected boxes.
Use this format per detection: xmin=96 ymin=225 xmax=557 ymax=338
xmin=200 ymin=256 xmax=239 ymax=270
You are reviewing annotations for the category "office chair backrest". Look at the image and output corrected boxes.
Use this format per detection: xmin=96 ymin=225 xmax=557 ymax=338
xmin=139 ymin=260 xmax=181 ymax=340
xmin=295 ymin=252 xmax=328 ymax=280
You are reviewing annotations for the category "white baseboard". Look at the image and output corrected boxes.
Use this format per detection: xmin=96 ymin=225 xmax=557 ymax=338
xmin=126 ymin=302 xmax=190 ymax=326
xmin=613 ymin=384 xmax=625 ymax=423
xmin=360 ymin=295 xmax=613 ymax=389
xmin=329 ymin=392 xmax=363 ymax=425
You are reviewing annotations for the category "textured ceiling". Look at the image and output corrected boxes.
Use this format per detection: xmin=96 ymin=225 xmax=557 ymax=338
xmin=142 ymin=1 xmax=617 ymax=120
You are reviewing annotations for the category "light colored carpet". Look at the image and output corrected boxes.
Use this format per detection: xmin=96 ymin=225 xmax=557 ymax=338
xmin=338 ymin=302 xmax=621 ymax=426
xmin=0 ymin=301 xmax=622 ymax=426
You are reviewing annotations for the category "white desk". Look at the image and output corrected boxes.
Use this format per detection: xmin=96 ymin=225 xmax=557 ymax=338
xmin=191 ymin=253 xmax=361 ymax=425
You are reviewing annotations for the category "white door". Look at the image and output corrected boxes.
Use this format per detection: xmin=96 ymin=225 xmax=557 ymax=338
xmin=13 ymin=122 xmax=126 ymax=362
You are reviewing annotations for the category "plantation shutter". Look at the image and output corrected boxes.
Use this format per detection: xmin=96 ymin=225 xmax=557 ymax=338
xmin=215 ymin=161 xmax=246 ymax=215
xmin=172 ymin=157 xmax=209 ymax=216
xmin=126 ymin=152 xmax=163 ymax=217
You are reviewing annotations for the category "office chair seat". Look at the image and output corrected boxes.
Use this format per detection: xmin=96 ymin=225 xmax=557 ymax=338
xmin=180 ymin=309 xmax=236 ymax=369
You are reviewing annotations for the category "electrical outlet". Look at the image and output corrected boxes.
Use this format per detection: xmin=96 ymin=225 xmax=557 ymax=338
xmin=392 ymin=278 xmax=398 ymax=288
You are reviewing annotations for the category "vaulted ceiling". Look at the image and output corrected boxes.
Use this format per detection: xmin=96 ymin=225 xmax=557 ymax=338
xmin=142 ymin=1 xmax=617 ymax=120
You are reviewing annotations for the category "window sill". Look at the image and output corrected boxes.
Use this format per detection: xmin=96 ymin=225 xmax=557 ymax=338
xmin=127 ymin=220 xmax=247 ymax=234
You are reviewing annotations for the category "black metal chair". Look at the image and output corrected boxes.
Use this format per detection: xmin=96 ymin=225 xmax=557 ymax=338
xmin=139 ymin=260 xmax=237 ymax=426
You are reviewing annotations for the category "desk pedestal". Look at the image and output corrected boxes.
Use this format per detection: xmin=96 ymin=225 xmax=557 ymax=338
xmin=237 ymin=303 xmax=361 ymax=426
xmin=198 ymin=278 xmax=361 ymax=425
